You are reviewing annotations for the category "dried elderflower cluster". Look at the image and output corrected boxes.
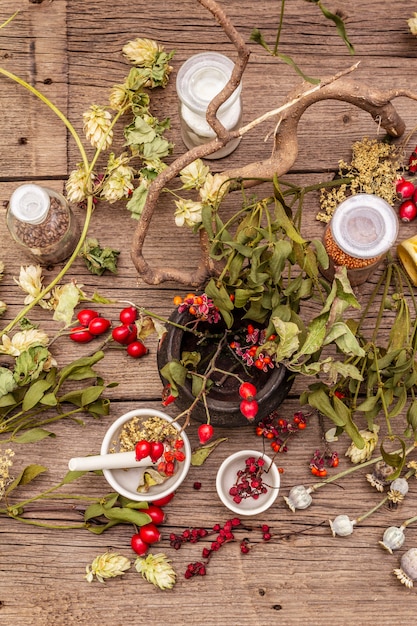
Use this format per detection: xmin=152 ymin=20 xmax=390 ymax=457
xmin=114 ymin=415 xmax=179 ymax=453
xmin=317 ymin=137 xmax=401 ymax=222
xmin=0 ymin=447 xmax=15 ymax=499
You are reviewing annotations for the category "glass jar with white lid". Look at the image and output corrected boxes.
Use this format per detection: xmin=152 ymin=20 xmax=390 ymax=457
xmin=176 ymin=52 xmax=242 ymax=159
xmin=320 ymin=194 xmax=399 ymax=286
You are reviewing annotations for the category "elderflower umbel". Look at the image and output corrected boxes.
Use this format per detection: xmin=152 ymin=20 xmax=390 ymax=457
xmin=85 ymin=552 xmax=131 ymax=583
xmin=0 ymin=447 xmax=15 ymax=500
xmin=83 ymin=105 xmax=113 ymax=151
xmin=134 ymin=553 xmax=176 ymax=590
xmin=174 ymin=199 xmax=203 ymax=228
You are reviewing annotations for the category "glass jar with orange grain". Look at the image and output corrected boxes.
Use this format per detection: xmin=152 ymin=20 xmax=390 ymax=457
xmin=320 ymin=194 xmax=399 ymax=287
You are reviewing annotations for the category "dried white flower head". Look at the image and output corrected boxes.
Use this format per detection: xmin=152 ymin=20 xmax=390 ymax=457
xmin=394 ymin=547 xmax=417 ymax=588
xmin=134 ymin=553 xmax=176 ymax=590
xmin=408 ymin=13 xmax=417 ymax=36
xmin=83 ymin=105 xmax=113 ymax=151
xmin=14 ymin=265 xmax=50 ymax=307
xmin=379 ymin=526 xmax=406 ymax=554
xmin=0 ymin=328 xmax=49 ymax=357
xmin=180 ymin=159 xmax=210 ymax=190
xmin=0 ymin=447 xmax=15 ymax=500
xmin=345 ymin=427 xmax=379 ymax=464
xmin=66 ymin=165 xmax=89 ymax=203
xmin=199 ymin=173 xmax=230 ymax=206
xmin=174 ymin=199 xmax=203 ymax=228
xmin=123 ymin=38 xmax=162 ymax=67
xmin=101 ymin=154 xmax=135 ymax=203
xmin=283 ymin=485 xmax=313 ymax=512
xmin=85 ymin=552 xmax=131 ymax=583
xmin=329 ymin=514 xmax=356 ymax=537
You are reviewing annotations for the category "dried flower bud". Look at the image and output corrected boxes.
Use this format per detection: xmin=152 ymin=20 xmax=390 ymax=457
xmin=85 ymin=552 xmax=131 ymax=583
xmin=0 ymin=301 xmax=7 ymax=316
xmin=83 ymin=105 xmax=113 ymax=151
xmin=366 ymin=460 xmax=393 ymax=492
xmin=180 ymin=159 xmax=210 ymax=190
xmin=408 ymin=13 xmax=417 ymax=36
xmin=134 ymin=553 xmax=176 ymax=589
xmin=123 ymin=38 xmax=163 ymax=67
xmin=0 ymin=328 xmax=49 ymax=357
xmin=379 ymin=526 xmax=406 ymax=554
xmin=0 ymin=447 xmax=15 ymax=499
xmin=66 ymin=165 xmax=89 ymax=204
xmin=394 ymin=547 xmax=417 ymax=588
xmin=345 ymin=428 xmax=378 ymax=464
xmin=283 ymin=485 xmax=313 ymax=512
xmin=174 ymin=199 xmax=203 ymax=228
xmin=329 ymin=514 xmax=356 ymax=537
xmin=101 ymin=155 xmax=135 ymax=203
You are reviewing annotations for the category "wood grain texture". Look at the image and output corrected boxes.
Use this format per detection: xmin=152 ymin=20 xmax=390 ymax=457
xmin=1 ymin=2 xmax=417 ymax=625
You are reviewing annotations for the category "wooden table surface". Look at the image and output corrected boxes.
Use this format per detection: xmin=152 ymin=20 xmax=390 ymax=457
xmin=1 ymin=1 xmax=417 ymax=624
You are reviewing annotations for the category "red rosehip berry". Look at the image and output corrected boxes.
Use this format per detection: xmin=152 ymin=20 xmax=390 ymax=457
xmin=396 ymin=178 xmax=415 ymax=199
xmin=240 ymin=399 xmax=259 ymax=420
xmin=198 ymin=423 xmax=214 ymax=444
xmin=399 ymin=199 xmax=417 ymax=222
xmin=238 ymin=381 xmax=257 ymax=400
xmin=130 ymin=533 xmax=149 ymax=555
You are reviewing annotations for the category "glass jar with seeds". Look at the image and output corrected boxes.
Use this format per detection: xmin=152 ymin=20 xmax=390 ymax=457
xmin=320 ymin=194 xmax=399 ymax=287
xmin=6 ymin=184 xmax=80 ymax=265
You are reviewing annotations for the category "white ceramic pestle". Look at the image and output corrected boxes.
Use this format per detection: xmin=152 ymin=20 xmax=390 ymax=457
xmin=68 ymin=451 xmax=154 ymax=472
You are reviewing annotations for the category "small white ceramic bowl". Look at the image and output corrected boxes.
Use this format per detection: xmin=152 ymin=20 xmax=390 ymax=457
xmin=101 ymin=408 xmax=191 ymax=502
xmin=216 ymin=449 xmax=280 ymax=516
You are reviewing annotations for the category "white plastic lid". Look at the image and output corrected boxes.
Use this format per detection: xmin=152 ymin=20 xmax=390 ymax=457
xmin=9 ymin=184 xmax=50 ymax=224
xmin=176 ymin=52 xmax=242 ymax=115
xmin=330 ymin=194 xmax=399 ymax=259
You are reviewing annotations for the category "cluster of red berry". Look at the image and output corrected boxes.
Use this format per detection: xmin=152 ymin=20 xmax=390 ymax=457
xmin=135 ymin=437 xmax=186 ymax=478
xmin=130 ymin=493 xmax=176 ymax=556
xmin=229 ymin=323 xmax=275 ymax=373
xmin=169 ymin=517 xmax=274 ymax=578
xmin=69 ymin=305 xmax=148 ymax=358
xmin=309 ymin=448 xmax=339 ymax=478
xmin=229 ymin=455 xmax=268 ymax=504
xmin=255 ymin=410 xmax=307 ymax=454
xmin=396 ymin=150 xmax=417 ymax=222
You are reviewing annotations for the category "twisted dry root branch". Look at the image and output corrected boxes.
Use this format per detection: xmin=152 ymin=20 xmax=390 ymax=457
xmin=130 ymin=0 xmax=417 ymax=288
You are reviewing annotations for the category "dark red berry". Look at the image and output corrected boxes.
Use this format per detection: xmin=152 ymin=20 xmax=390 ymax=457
xmin=111 ymin=324 xmax=137 ymax=345
xmin=149 ymin=441 xmax=164 ymax=463
xmin=399 ymin=199 xmax=417 ymax=222
xmin=145 ymin=505 xmax=166 ymax=525
xmin=152 ymin=492 xmax=175 ymax=507
xmin=126 ymin=340 xmax=148 ymax=358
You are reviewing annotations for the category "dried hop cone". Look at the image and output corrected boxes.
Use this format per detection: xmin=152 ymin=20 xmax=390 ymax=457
xmin=134 ymin=553 xmax=176 ymax=590
xmin=345 ymin=427 xmax=379 ymax=464
xmin=85 ymin=552 xmax=131 ymax=583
